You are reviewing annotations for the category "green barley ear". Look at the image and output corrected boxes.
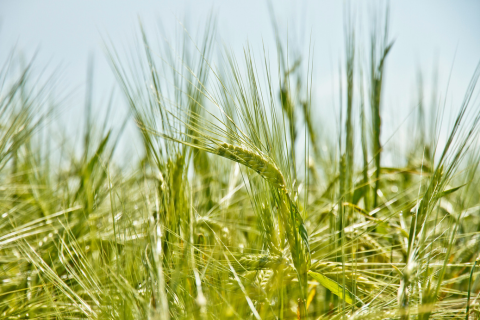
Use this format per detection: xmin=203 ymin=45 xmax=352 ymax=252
xmin=215 ymin=142 xmax=286 ymax=189
xmin=230 ymin=254 xmax=285 ymax=271
xmin=368 ymin=4 xmax=394 ymax=209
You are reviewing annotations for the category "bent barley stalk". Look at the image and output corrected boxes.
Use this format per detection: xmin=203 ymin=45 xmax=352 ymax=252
xmin=215 ymin=141 xmax=311 ymax=304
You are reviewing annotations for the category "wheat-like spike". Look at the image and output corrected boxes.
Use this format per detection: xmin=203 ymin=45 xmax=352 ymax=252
xmin=215 ymin=142 xmax=286 ymax=189
xmin=234 ymin=254 xmax=285 ymax=271
xmin=256 ymin=269 xmax=275 ymax=290
xmin=347 ymin=231 xmax=390 ymax=263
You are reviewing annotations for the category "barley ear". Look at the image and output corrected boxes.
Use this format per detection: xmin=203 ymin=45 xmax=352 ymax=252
xmin=215 ymin=142 xmax=286 ymax=189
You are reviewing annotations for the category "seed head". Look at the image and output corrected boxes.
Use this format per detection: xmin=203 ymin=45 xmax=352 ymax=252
xmin=215 ymin=142 xmax=286 ymax=189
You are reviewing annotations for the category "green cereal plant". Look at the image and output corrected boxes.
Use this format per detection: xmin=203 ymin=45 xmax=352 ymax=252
xmin=2 ymin=4 xmax=480 ymax=320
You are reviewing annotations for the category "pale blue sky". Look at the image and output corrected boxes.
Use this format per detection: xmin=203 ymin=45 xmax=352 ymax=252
xmin=1 ymin=1 xmax=479 ymax=162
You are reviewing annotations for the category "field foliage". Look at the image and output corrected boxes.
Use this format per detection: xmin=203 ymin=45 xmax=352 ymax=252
xmin=1 ymin=5 xmax=480 ymax=320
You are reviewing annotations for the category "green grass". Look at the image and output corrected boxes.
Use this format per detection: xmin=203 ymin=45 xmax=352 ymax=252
xmin=1 ymin=6 xmax=480 ymax=320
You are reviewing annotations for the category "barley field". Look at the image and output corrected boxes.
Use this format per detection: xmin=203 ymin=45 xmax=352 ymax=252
xmin=1 ymin=4 xmax=480 ymax=320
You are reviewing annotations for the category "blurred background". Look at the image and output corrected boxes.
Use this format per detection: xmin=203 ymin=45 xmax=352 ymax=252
xmin=1 ymin=0 xmax=479 ymax=164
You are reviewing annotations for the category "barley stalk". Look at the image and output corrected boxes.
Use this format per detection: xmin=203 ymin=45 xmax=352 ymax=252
xmin=215 ymin=141 xmax=311 ymax=300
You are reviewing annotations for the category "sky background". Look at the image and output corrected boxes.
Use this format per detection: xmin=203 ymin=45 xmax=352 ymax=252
xmin=1 ymin=1 xmax=479 ymax=163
